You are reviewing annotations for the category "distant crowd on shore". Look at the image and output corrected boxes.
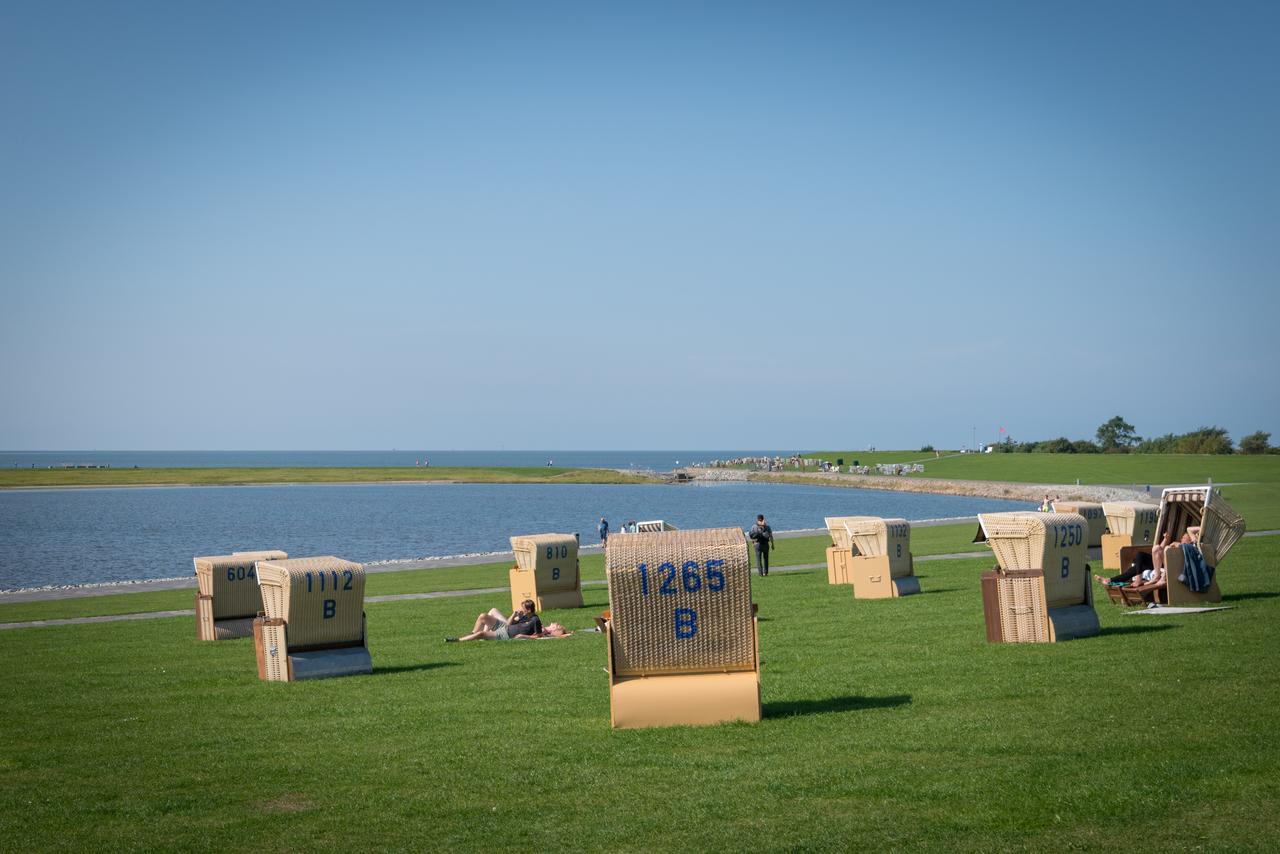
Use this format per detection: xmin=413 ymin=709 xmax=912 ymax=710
xmin=694 ymin=455 xmax=925 ymax=476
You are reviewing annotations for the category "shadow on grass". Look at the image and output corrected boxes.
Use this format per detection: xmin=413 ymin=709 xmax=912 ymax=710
xmin=376 ymin=662 xmax=460 ymax=675
xmin=917 ymin=587 xmax=959 ymax=595
xmin=1097 ymin=624 xmax=1177 ymax=637
xmin=764 ymin=694 xmax=911 ymax=719
xmin=1222 ymin=591 xmax=1278 ymax=602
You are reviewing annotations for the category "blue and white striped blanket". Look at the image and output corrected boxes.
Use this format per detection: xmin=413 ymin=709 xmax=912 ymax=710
xmin=1180 ymin=543 xmax=1216 ymax=593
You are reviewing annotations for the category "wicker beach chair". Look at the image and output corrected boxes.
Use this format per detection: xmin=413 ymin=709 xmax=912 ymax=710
xmin=823 ymin=516 xmax=860 ymax=585
xmin=252 ymin=556 xmax=371 ymax=682
xmin=634 ymin=520 xmax=678 ymax=532
xmin=509 ymin=533 xmax=584 ymax=611
xmin=1100 ymin=501 xmax=1159 ymax=570
xmin=1051 ymin=501 xmax=1107 ymax=548
xmin=1118 ymin=488 xmax=1245 ymax=606
xmin=192 ymin=550 xmax=287 ymax=641
xmin=839 ymin=517 xmax=920 ymax=599
xmin=975 ymin=512 xmax=1099 ymax=643
xmin=604 ymin=527 xmax=760 ymax=729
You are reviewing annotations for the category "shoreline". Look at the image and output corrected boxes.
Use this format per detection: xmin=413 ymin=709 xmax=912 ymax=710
xmin=0 ymin=517 xmax=975 ymax=601
xmin=739 ymin=469 xmax=1153 ymax=504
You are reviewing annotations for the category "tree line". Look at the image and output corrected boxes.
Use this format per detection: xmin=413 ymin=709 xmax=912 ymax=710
xmin=989 ymin=417 xmax=1276 ymax=455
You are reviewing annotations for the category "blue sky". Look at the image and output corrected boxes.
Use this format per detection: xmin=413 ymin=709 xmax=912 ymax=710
xmin=2 ymin=1 xmax=1277 ymax=450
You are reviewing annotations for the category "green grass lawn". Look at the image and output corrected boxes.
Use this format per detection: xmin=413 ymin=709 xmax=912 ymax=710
xmin=805 ymin=450 xmax=1280 ymax=487
xmin=801 ymin=452 xmax=1280 ymax=532
xmin=0 ymin=466 xmax=658 ymax=489
xmin=3 ymin=536 xmax=1277 ymax=850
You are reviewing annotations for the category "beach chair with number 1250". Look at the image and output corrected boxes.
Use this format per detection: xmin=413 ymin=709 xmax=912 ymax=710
xmin=975 ymin=512 xmax=1099 ymax=643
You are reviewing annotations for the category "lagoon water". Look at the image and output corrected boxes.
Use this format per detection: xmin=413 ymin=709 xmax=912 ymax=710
xmin=0 ymin=481 xmax=1025 ymax=590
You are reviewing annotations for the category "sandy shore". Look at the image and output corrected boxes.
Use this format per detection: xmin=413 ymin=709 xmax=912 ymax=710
xmin=733 ymin=470 xmax=1154 ymax=503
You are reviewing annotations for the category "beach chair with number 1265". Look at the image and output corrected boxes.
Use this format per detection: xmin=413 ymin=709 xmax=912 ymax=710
xmin=604 ymin=527 xmax=760 ymax=729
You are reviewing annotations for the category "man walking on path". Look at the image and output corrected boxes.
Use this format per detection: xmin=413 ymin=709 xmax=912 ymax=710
xmin=748 ymin=514 xmax=774 ymax=576
xmin=598 ymin=517 xmax=609 ymax=546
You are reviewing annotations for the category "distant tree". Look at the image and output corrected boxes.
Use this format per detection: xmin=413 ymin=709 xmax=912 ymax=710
xmin=1176 ymin=427 xmax=1233 ymax=455
xmin=920 ymin=444 xmax=935 ymax=453
xmin=1239 ymin=431 xmax=1272 ymax=455
xmin=1137 ymin=433 xmax=1178 ymax=454
xmin=1096 ymin=416 xmax=1139 ymax=452
xmin=1035 ymin=437 xmax=1075 ymax=454
xmin=1072 ymin=439 xmax=1101 ymax=454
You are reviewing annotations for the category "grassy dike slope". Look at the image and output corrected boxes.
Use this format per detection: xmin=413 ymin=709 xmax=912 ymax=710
xmin=804 ymin=452 xmax=1280 ymax=529
xmin=2 ymin=535 xmax=1277 ymax=850
xmin=0 ymin=466 xmax=659 ymax=488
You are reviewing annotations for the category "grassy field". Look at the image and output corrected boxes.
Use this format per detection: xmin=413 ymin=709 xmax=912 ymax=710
xmin=0 ymin=525 xmax=993 ymax=624
xmin=3 ymin=535 xmax=1277 ymax=850
xmin=0 ymin=466 xmax=658 ymax=489
xmin=805 ymin=450 xmax=1280 ymax=486
xmin=798 ymin=452 xmax=1280 ymax=530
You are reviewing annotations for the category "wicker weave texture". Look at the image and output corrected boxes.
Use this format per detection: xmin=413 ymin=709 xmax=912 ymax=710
xmin=193 ymin=551 xmax=285 ymax=619
xmin=509 ymin=534 xmax=579 ymax=592
xmin=1052 ymin=502 xmax=1106 ymax=547
xmin=997 ymin=575 xmax=1049 ymax=643
xmin=256 ymin=556 xmax=365 ymax=648
xmin=1158 ymin=488 xmax=1246 ymax=563
xmin=846 ymin=517 xmax=912 ymax=577
xmin=258 ymin=621 xmax=288 ymax=682
xmin=978 ymin=512 xmax=1088 ymax=608
xmin=606 ymin=527 xmax=754 ymax=677
xmin=823 ymin=517 xmax=862 ymax=552
xmin=1102 ymin=501 xmax=1159 ymax=541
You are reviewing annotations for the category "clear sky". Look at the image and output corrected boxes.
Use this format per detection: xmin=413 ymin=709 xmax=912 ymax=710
xmin=2 ymin=1 xmax=1277 ymax=451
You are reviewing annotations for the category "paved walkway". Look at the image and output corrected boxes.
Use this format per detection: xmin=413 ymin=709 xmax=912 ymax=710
xmin=5 ymin=532 xmax=1275 ymax=633
xmin=0 ymin=553 xmax=994 ymax=632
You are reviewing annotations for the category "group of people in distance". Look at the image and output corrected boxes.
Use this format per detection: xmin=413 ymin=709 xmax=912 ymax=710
xmin=1095 ymin=526 xmax=1201 ymax=605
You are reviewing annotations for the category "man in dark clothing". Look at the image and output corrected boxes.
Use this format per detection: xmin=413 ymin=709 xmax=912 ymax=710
xmin=598 ymin=517 xmax=609 ymax=546
xmin=749 ymin=514 xmax=775 ymax=576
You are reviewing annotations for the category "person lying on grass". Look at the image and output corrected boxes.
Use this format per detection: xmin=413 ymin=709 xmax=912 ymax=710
xmin=445 ymin=600 xmax=572 ymax=642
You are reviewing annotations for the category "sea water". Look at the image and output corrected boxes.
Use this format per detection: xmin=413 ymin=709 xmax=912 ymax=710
xmin=0 ymin=480 xmax=1024 ymax=590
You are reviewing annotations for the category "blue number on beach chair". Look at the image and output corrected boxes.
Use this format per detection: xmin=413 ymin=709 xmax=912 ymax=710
xmin=674 ymin=608 xmax=698 ymax=639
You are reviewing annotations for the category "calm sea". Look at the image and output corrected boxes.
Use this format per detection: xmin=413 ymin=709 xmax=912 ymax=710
xmin=0 ymin=450 xmax=799 ymax=472
xmin=0 ymin=481 xmax=1024 ymax=590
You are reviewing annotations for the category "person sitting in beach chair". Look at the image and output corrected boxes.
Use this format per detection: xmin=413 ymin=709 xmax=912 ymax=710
xmin=446 ymin=600 xmax=571 ymax=642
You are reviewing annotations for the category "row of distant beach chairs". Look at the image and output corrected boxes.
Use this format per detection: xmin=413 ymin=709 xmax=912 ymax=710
xmin=191 ymin=486 xmax=1243 ymax=729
